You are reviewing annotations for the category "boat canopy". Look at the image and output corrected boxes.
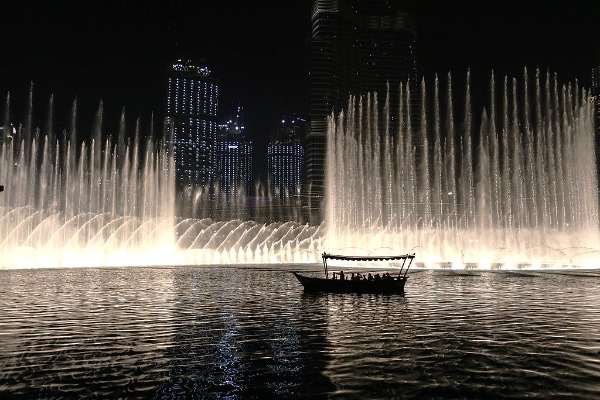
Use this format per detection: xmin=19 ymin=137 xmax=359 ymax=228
xmin=321 ymin=252 xmax=415 ymax=279
xmin=322 ymin=253 xmax=415 ymax=262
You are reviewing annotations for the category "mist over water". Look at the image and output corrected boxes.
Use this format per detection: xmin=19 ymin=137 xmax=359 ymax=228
xmin=325 ymin=69 xmax=600 ymax=268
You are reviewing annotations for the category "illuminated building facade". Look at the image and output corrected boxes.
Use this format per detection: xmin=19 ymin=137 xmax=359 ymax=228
xmin=268 ymin=117 xmax=305 ymax=200
xmin=308 ymin=0 xmax=417 ymax=217
xmin=165 ymin=59 xmax=219 ymax=188
xmin=217 ymin=106 xmax=253 ymax=199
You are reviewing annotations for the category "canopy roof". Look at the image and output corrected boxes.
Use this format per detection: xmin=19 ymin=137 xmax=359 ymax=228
xmin=322 ymin=253 xmax=415 ymax=262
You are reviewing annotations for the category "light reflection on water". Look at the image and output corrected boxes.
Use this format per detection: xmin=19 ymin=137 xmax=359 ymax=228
xmin=1 ymin=266 xmax=599 ymax=399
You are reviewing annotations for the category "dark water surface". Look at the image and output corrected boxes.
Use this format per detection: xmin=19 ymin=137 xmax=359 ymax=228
xmin=1 ymin=266 xmax=599 ymax=399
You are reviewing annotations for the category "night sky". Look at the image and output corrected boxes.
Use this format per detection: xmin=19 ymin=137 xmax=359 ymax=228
xmin=1 ymin=0 xmax=598 ymax=175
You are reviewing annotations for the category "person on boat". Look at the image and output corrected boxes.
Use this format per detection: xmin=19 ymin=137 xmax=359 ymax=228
xmin=374 ymin=273 xmax=381 ymax=281
xmin=340 ymin=271 xmax=345 ymax=280
xmin=368 ymin=273 xmax=373 ymax=281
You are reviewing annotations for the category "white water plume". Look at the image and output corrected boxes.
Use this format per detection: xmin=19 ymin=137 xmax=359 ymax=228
xmin=0 ymin=93 xmax=322 ymax=268
xmin=2 ymin=68 xmax=597 ymax=269
xmin=324 ymin=69 xmax=600 ymax=268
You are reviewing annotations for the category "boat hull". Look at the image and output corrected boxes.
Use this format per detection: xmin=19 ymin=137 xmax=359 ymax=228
xmin=292 ymin=272 xmax=406 ymax=294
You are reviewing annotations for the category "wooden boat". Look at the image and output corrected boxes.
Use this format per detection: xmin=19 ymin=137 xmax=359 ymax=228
xmin=293 ymin=252 xmax=415 ymax=294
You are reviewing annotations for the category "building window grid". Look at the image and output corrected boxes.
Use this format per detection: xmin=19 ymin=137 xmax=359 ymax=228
xmin=166 ymin=59 xmax=219 ymax=187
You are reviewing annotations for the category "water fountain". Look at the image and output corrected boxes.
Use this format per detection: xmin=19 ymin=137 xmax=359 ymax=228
xmin=0 ymin=91 xmax=322 ymax=268
xmin=1 ymin=69 xmax=597 ymax=269
xmin=325 ymin=69 xmax=600 ymax=268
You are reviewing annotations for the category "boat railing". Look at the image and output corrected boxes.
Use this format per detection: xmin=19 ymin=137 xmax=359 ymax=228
xmin=321 ymin=252 xmax=415 ymax=279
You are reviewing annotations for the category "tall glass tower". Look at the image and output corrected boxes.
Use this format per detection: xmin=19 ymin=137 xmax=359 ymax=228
xmin=165 ymin=59 xmax=219 ymax=188
xmin=268 ymin=117 xmax=305 ymax=201
xmin=308 ymin=0 xmax=359 ymax=214
xmin=307 ymin=0 xmax=417 ymax=221
xmin=217 ymin=106 xmax=253 ymax=200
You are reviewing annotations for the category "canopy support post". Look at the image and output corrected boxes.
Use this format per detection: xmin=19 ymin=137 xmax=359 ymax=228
xmin=403 ymin=254 xmax=415 ymax=278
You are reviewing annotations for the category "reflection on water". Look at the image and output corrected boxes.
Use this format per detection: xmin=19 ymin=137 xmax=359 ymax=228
xmin=0 ymin=266 xmax=599 ymax=398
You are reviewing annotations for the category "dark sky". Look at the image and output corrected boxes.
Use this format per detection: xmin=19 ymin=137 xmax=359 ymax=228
xmin=1 ymin=0 xmax=598 ymax=166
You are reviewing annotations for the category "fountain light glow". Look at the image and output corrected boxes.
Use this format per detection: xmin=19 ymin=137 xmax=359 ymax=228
xmin=324 ymin=69 xmax=600 ymax=268
xmin=0 ymin=94 xmax=323 ymax=269
xmin=2 ymin=69 xmax=598 ymax=269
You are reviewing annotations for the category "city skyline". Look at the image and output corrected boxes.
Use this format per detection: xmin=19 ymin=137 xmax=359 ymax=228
xmin=1 ymin=0 xmax=598 ymax=162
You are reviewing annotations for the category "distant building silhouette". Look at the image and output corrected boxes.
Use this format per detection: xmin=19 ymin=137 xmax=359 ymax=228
xmin=164 ymin=59 xmax=219 ymax=189
xmin=268 ymin=117 xmax=305 ymax=201
xmin=307 ymin=0 xmax=418 ymax=220
xmin=217 ymin=106 xmax=253 ymax=200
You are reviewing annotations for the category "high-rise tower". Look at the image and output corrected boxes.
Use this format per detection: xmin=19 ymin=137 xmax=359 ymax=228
xmin=307 ymin=0 xmax=417 ymax=220
xmin=359 ymin=0 xmax=418 ymax=129
xmin=268 ymin=116 xmax=305 ymax=201
xmin=307 ymin=0 xmax=359 ymax=215
xmin=217 ymin=106 xmax=253 ymax=200
xmin=165 ymin=59 xmax=219 ymax=189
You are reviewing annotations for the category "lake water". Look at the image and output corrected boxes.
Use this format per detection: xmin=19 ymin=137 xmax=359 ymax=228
xmin=1 ymin=265 xmax=599 ymax=399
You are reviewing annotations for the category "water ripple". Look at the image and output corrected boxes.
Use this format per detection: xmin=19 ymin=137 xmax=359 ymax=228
xmin=0 ymin=267 xmax=599 ymax=398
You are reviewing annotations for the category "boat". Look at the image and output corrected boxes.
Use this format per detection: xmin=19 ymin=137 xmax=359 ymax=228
xmin=293 ymin=252 xmax=415 ymax=294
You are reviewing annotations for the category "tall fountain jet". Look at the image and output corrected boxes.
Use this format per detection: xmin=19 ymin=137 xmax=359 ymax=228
xmin=0 ymin=93 xmax=322 ymax=268
xmin=2 ymin=69 xmax=597 ymax=269
xmin=0 ymin=95 xmax=178 ymax=268
xmin=324 ymin=69 xmax=600 ymax=268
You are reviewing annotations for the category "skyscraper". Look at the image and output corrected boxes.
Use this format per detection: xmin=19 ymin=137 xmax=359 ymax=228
xmin=307 ymin=0 xmax=417 ymax=219
xmin=359 ymin=0 xmax=418 ymax=129
xmin=165 ymin=59 xmax=219 ymax=189
xmin=268 ymin=117 xmax=305 ymax=201
xmin=308 ymin=0 xmax=359 ymax=212
xmin=217 ymin=106 xmax=253 ymax=200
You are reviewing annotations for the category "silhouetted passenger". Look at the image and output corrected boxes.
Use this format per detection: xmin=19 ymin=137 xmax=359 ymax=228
xmin=340 ymin=271 xmax=345 ymax=281
xmin=368 ymin=273 xmax=373 ymax=281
